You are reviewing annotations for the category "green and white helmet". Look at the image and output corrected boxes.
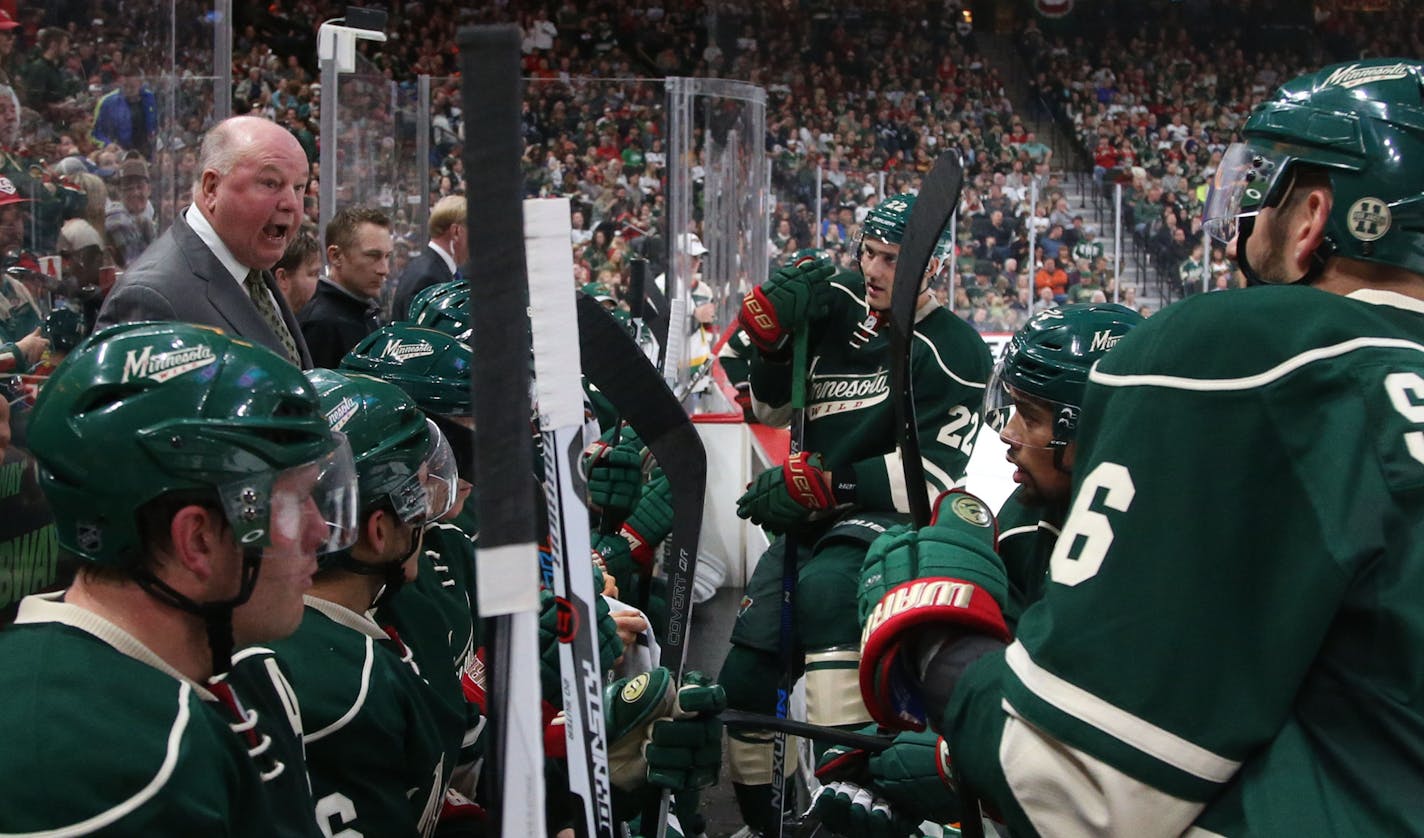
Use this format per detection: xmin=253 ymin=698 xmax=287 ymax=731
xmin=1203 ymin=59 xmax=1424 ymax=282
xmin=341 ymin=325 xmax=476 ymax=483
xmin=856 ymin=193 xmax=916 ymax=254
xmin=28 ymin=321 xmax=358 ymax=568
xmin=853 ymin=192 xmax=955 ymax=281
xmin=407 ymin=279 xmax=472 ymax=343
xmin=305 ymin=369 xmax=458 ymax=541
xmin=341 ymin=324 xmax=472 ymax=418
xmin=985 ymin=303 xmax=1142 ymax=452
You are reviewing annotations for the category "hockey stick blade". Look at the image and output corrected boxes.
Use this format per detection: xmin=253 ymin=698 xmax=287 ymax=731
xmin=888 ymin=152 xmax=963 ymax=528
xmin=577 ymin=293 xmax=706 ymax=667
xmin=577 ymin=294 xmax=707 ymax=838
xmin=886 ymin=153 xmax=984 ymax=838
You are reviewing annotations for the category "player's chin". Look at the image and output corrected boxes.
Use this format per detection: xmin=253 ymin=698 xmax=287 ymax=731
xmin=271 ymin=600 xmax=307 ymax=639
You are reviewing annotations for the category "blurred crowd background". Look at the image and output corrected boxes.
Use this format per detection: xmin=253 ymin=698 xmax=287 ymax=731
xmin=0 ymin=0 xmax=1415 ymax=343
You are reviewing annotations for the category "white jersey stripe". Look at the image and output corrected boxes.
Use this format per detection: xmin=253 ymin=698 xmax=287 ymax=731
xmin=999 ymin=697 xmax=1206 ymax=838
xmin=1090 ymin=336 xmax=1424 ymax=392
xmin=915 ymin=330 xmax=988 ymax=389
xmin=1005 ymin=641 xmax=1240 ymax=783
xmin=3 ymin=684 xmax=193 ymax=838
xmin=305 ymin=636 xmax=375 ymax=743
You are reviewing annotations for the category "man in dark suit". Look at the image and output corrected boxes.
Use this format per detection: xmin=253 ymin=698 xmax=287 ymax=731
xmin=391 ymin=194 xmax=466 ymax=320
xmin=96 ymin=116 xmax=311 ymax=368
xmin=298 ymin=206 xmax=392 ymax=369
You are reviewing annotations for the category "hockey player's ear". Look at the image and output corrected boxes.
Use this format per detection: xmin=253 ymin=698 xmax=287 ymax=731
xmin=361 ymin=507 xmax=391 ymax=555
xmin=166 ymin=503 xmax=236 ymax=590
xmin=1286 ymin=183 xmax=1333 ymax=280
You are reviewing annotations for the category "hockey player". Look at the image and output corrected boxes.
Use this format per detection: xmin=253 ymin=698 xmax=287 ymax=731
xmin=0 ymin=321 xmax=357 ymax=835
xmin=267 ymin=369 xmax=467 ymax=838
xmin=721 ymin=194 xmax=993 ymax=834
xmin=854 ymin=59 xmax=1424 ymax=836
xmin=340 ymin=325 xmax=488 ymax=816
xmin=811 ymin=303 xmax=1142 ymax=835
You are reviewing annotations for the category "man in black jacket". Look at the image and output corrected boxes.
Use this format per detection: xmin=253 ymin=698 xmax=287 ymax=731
xmin=299 ymin=206 xmax=391 ymax=368
xmin=391 ymin=195 xmax=466 ymax=320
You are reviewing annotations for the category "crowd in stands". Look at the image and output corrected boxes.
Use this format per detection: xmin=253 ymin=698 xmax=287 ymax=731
xmin=0 ymin=0 xmax=1413 ymax=352
xmin=1020 ymin=0 xmax=1422 ymax=302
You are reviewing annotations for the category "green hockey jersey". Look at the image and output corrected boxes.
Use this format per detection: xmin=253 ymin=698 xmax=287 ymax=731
xmin=945 ymin=286 xmax=1424 ymax=837
xmin=374 ymin=522 xmax=484 ymax=765
xmin=218 ymin=646 xmax=325 ymax=838
xmin=0 ymin=594 xmax=295 ymax=836
xmin=994 ymin=486 xmax=1063 ymax=630
xmin=268 ymin=596 xmax=465 ymax=838
xmin=749 ymin=274 xmax=993 ymax=511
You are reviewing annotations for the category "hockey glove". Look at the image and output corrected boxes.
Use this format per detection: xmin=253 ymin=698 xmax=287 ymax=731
xmin=593 ymin=473 xmax=674 ymax=585
xmin=606 ymin=667 xmax=726 ymax=792
xmin=858 ymin=490 xmax=1008 ymax=730
xmin=813 ymin=727 xmax=961 ymax=836
xmin=735 ymin=451 xmax=838 ymax=534
xmin=581 ymin=436 xmax=646 ymax=528
xmin=738 ymin=257 xmax=835 ymax=353
xmin=537 ymin=579 xmax=625 ymax=705
xmin=810 ymin=781 xmax=922 ymax=838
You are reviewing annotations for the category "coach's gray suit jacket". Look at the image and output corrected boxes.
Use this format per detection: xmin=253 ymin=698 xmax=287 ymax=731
xmin=95 ymin=212 xmax=313 ymax=368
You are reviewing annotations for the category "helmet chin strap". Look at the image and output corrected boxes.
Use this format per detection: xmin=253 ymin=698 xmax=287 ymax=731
xmin=329 ymin=523 xmax=426 ymax=609
xmin=1237 ymin=215 xmax=1334 ymax=286
xmin=134 ymin=548 xmax=263 ymax=677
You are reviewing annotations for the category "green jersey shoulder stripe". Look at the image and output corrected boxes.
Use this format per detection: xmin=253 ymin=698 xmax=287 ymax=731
xmin=8 ymin=681 xmax=195 ymax=837
xmin=1000 ymin=521 xmax=1059 ymax=541
xmin=300 ymin=597 xmax=381 ymax=744
xmin=1090 ymin=336 xmax=1424 ymax=392
xmin=914 ymin=329 xmax=988 ymax=389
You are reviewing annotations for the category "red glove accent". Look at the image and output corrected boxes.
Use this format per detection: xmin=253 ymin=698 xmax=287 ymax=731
xmin=934 ymin=736 xmax=955 ymax=792
xmin=462 ymin=650 xmax=487 ymax=709
xmin=733 ymin=382 xmax=752 ymax=410
xmin=620 ymin=522 xmax=657 ymax=571
xmin=782 ymin=451 xmax=835 ymax=512
xmin=814 ymin=746 xmax=869 ymax=782
xmin=859 ymin=578 xmax=1009 ymax=730
xmin=739 ymin=286 xmax=787 ymax=352
xmin=440 ymin=788 xmax=486 ymax=823
xmin=544 ymin=709 xmax=568 ymax=759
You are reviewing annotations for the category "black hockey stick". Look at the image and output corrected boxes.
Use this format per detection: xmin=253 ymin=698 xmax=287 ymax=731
xmin=888 ymin=152 xmax=962 ymax=527
xmin=577 ymin=294 xmax=706 ymax=668
xmin=771 ymin=259 xmax=818 ymax=837
xmin=577 ymin=294 xmax=707 ymax=838
xmin=459 ymin=24 xmax=545 ymax=837
xmin=886 ymin=152 xmax=986 ymax=838
xmin=627 ymin=256 xmax=657 ymax=368
xmin=723 ymin=710 xmax=892 ymax=753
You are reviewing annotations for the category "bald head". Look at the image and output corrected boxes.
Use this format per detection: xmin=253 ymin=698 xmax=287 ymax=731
xmin=193 ymin=116 xmax=305 ymax=199
xmin=194 ymin=116 xmax=309 ymax=270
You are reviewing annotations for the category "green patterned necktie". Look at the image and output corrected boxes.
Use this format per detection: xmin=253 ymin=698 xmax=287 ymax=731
xmin=244 ymin=269 xmax=300 ymax=365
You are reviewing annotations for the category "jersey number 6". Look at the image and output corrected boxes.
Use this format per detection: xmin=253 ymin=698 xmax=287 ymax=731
xmin=1049 ymin=461 xmax=1136 ymax=586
